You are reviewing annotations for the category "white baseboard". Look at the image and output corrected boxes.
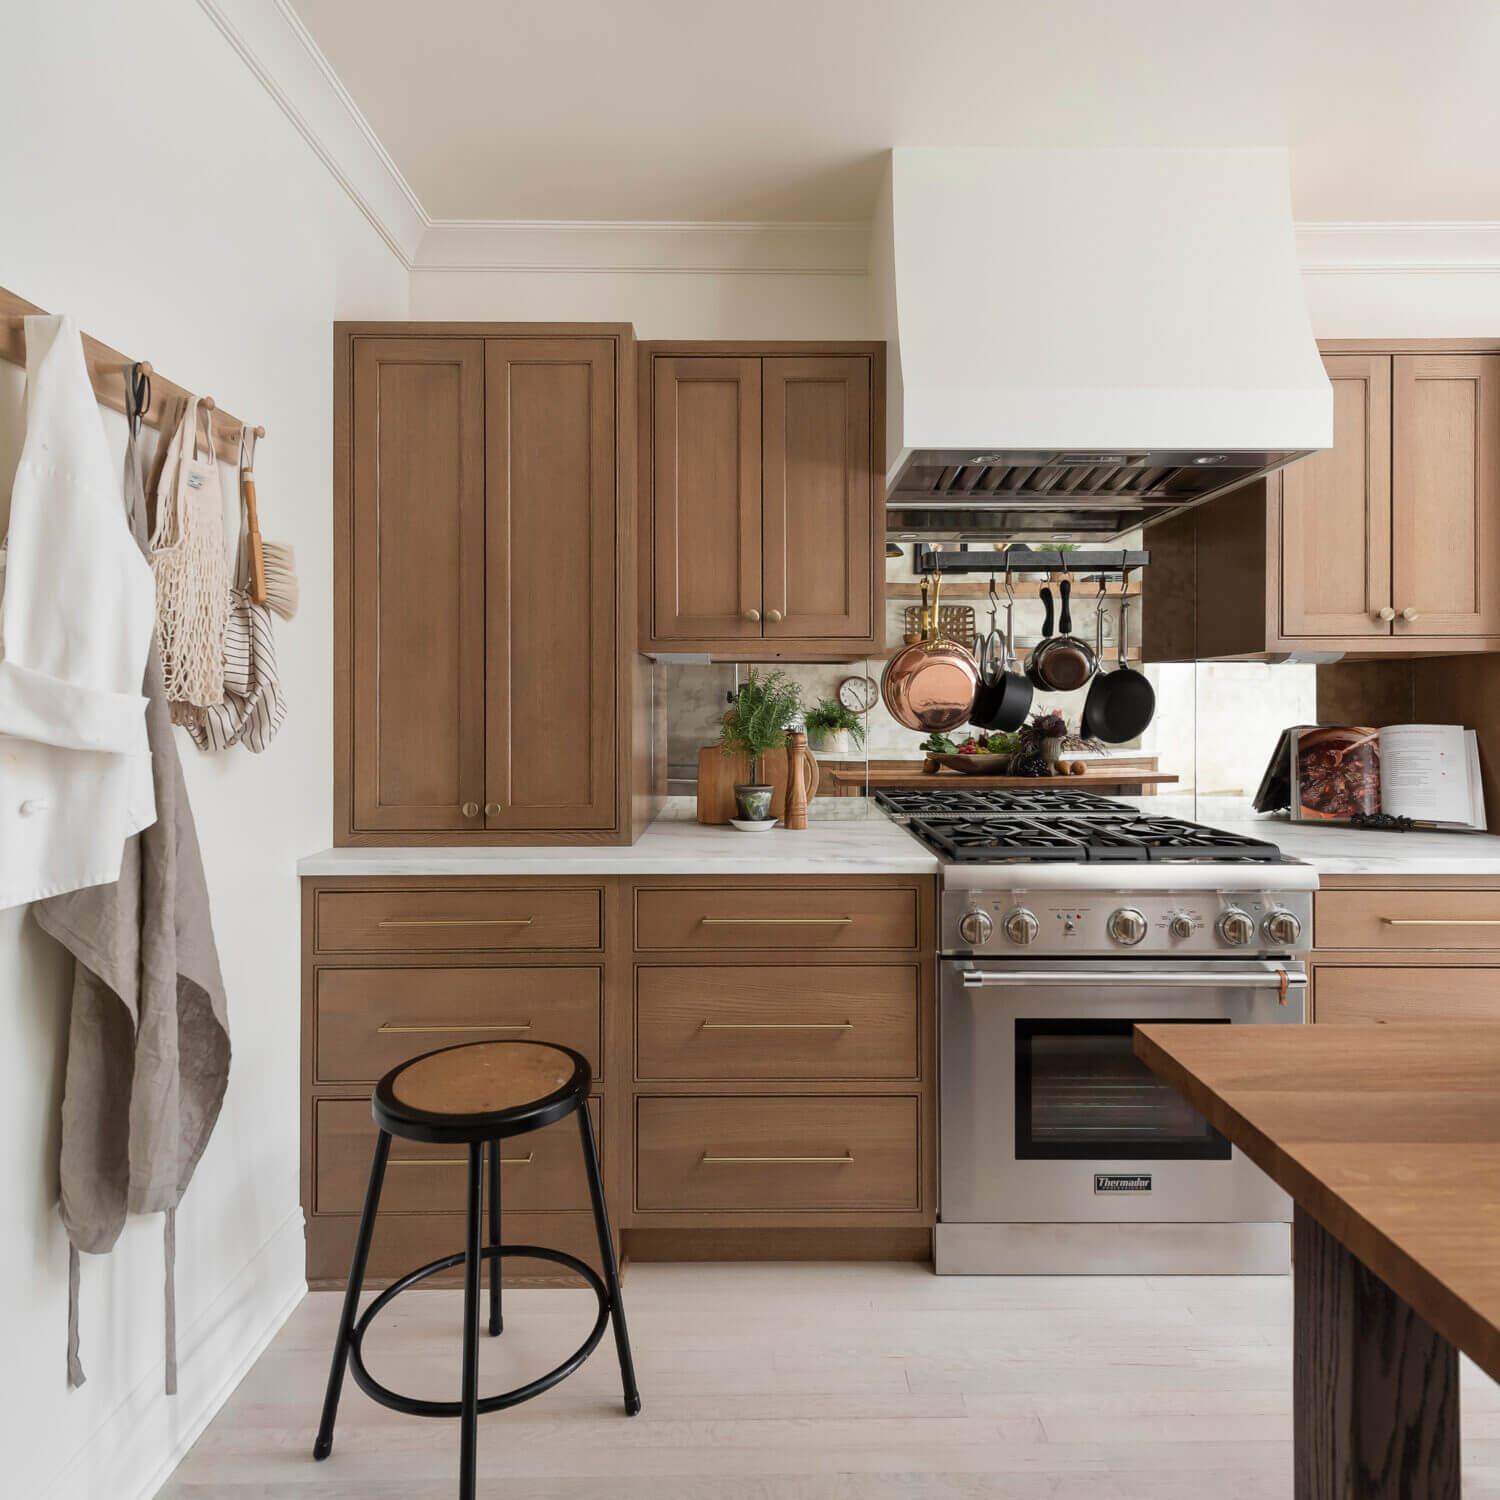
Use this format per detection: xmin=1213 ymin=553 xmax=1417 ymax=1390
xmin=41 ymin=1209 xmax=307 ymax=1500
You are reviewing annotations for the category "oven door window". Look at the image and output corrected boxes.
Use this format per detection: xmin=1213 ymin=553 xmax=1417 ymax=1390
xmin=1014 ymin=1018 xmax=1232 ymax=1161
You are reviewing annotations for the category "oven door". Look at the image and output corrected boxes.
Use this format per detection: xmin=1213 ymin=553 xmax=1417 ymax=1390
xmin=939 ymin=959 xmax=1306 ymax=1225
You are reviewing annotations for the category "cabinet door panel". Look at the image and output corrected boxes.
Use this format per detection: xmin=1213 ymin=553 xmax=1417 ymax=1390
xmin=1280 ymin=354 xmax=1392 ymax=638
xmin=651 ymin=357 xmax=763 ymax=641
xmin=1392 ymin=354 xmax=1500 ymax=636
xmin=485 ymin=340 xmax=616 ymax=829
xmin=1315 ymin=966 xmax=1500 ymax=1024
xmin=762 ymin=357 xmax=874 ymax=641
xmin=351 ymin=339 xmax=485 ymax=831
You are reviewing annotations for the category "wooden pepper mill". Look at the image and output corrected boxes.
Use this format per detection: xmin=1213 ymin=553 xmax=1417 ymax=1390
xmin=784 ymin=731 xmax=813 ymax=831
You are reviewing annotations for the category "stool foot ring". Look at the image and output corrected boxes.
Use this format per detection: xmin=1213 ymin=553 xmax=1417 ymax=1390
xmin=347 ymin=1245 xmax=614 ymax=1418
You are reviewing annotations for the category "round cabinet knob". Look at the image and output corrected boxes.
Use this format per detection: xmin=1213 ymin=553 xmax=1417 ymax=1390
xmin=484 ymin=802 xmax=501 ymax=817
xmin=766 ymin=608 xmax=784 ymax=623
xmin=1263 ymin=909 xmax=1303 ymax=947
xmin=1168 ymin=914 xmax=1194 ymax=940
xmin=743 ymin=608 xmax=762 ymax=623
xmin=1401 ymin=607 xmax=1420 ymax=622
xmin=1107 ymin=907 xmax=1148 ymax=946
xmin=957 ymin=909 xmax=994 ymax=946
xmin=1002 ymin=908 xmax=1040 ymax=946
xmin=461 ymin=801 xmax=480 ymax=818
xmin=1376 ymin=606 xmax=1396 ymax=621
xmin=1217 ymin=909 xmax=1256 ymax=946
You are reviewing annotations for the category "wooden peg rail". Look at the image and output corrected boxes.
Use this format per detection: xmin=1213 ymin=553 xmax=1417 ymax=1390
xmin=0 ymin=284 xmax=264 ymax=466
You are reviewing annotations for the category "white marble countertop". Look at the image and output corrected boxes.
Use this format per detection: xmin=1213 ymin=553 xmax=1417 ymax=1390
xmin=297 ymin=799 xmax=939 ymax=877
xmin=1143 ymin=796 xmax=1500 ymax=877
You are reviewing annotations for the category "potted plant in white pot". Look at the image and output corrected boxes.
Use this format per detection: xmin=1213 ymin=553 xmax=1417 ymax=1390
xmin=719 ymin=668 xmax=804 ymax=826
xmin=803 ymin=696 xmax=867 ymax=757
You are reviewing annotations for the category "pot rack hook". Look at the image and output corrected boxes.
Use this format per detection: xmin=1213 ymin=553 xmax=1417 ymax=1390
xmin=1002 ymin=550 xmax=1015 ymax=601
xmin=128 ymin=361 xmax=151 ymax=436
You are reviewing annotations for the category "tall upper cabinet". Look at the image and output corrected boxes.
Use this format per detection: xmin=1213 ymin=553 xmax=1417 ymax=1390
xmin=335 ymin=324 xmax=646 ymax=844
xmin=1145 ymin=342 xmax=1500 ymax=660
xmin=640 ymin=342 xmax=885 ymax=658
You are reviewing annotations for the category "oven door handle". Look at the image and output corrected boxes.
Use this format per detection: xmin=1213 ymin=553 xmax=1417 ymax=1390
xmin=959 ymin=969 xmax=1306 ymax=989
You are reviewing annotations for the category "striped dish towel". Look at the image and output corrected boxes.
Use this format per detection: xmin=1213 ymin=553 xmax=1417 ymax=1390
xmin=186 ymin=587 xmax=286 ymax=753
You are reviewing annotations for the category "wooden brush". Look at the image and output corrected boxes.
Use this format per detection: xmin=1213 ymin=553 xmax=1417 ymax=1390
xmin=241 ymin=430 xmax=298 ymax=620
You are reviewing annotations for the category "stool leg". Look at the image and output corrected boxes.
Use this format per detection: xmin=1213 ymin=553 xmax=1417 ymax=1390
xmin=487 ymin=1139 xmax=502 ymax=1336
xmin=459 ymin=1143 xmax=483 ymax=1500
xmin=577 ymin=1104 xmax=641 ymax=1415
xmin=314 ymin=1129 xmax=391 ymax=1460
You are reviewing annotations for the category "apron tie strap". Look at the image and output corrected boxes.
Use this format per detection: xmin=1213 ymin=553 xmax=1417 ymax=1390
xmin=67 ymin=1242 xmax=86 ymax=1388
xmin=164 ymin=1208 xmax=178 ymax=1395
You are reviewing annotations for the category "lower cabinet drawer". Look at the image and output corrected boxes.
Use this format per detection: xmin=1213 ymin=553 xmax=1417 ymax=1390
xmin=635 ymin=965 xmax=920 ymax=1080
xmin=1315 ymin=965 xmax=1500 ymax=1023
xmin=315 ymin=888 xmax=601 ymax=953
xmin=315 ymin=1097 xmax=598 ymax=1215
xmin=635 ymin=886 xmax=919 ymax=951
xmin=314 ymin=966 xmax=602 ymax=1083
xmin=635 ymin=1096 xmax=919 ymax=1213
xmin=1315 ymin=889 xmax=1500 ymax=950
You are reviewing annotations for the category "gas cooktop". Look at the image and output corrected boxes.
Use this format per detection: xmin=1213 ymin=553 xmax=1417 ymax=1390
xmin=873 ymin=787 xmax=1130 ymax=819
xmin=905 ymin=810 xmax=1285 ymax=864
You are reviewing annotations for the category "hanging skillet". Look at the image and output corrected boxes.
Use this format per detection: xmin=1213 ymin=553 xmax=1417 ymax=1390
xmin=1082 ymin=584 xmax=1156 ymax=743
xmin=882 ymin=571 xmax=981 ymax=732
xmin=1027 ymin=577 xmax=1096 ymax=693
xmin=970 ymin=562 xmax=1033 ymax=732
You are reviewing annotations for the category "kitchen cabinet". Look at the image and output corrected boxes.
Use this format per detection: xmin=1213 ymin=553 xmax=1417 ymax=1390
xmin=1144 ymin=341 xmax=1500 ymax=660
xmin=336 ymin=323 xmax=647 ymax=845
xmin=641 ymin=342 xmax=885 ymax=659
xmin=301 ymin=871 xmax=937 ymax=1285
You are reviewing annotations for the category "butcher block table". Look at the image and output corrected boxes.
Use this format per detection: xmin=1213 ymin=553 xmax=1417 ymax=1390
xmin=1136 ymin=1022 xmax=1500 ymax=1500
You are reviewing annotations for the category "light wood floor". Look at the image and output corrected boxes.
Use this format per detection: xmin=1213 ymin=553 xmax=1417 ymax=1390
xmin=160 ymin=1262 xmax=1500 ymax=1498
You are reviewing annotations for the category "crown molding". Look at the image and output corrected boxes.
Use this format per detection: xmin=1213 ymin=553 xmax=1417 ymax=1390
xmin=197 ymin=0 xmax=426 ymax=266
xmin=1296 ymin=221 xmax=1500 ymax=276
xmin=414 ymin=219 xmax=872 ymax=275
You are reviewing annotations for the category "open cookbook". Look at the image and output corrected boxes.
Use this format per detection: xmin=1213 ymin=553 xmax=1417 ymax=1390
xmin=1253 ymin=723 xmax=1487 ymax=831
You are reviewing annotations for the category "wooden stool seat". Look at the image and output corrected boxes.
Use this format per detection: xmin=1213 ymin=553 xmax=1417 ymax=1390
xmin=374 ymin=1040 xmax=590 ymax=1143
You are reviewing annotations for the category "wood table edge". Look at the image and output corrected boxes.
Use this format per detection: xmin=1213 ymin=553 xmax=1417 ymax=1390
xmin=1133 ymin=1022 xmax=1500 ymax=1385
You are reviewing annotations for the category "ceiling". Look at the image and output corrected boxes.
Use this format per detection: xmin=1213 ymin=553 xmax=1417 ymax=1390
xmin=291 ymin=0 xmax=1500 ymax=225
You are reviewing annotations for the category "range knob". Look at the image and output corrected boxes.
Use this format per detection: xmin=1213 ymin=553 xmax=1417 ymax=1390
xmin=1217 ymin=908 xmax=1256 ymax=947
xmin=1263 ymin=909 xmax=1303 ymax=947
xmin=957 ymin=909 xmax=994 ymax=946
xmin=1002 ymin=908 xmax=1040 ymax=946
xmin=1107 ymin=907 xmax=1148 ymax=946
xmin=1168 ymin=914 xmax=1195 ymax=940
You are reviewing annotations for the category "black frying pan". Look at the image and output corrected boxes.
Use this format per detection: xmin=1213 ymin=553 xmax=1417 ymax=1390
xmin=970 ymin=583 xmax=1033 ymax=732
xmin=1082 ymin=594 xmax=1155 ymax=743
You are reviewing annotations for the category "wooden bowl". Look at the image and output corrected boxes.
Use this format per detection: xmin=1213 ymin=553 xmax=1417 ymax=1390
xmin=932 ymin=753 xmax=1013 ymax=775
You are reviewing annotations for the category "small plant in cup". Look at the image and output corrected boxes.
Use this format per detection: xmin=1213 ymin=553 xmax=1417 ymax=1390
xmin=804 ymin=697 xmax=867 ymax=756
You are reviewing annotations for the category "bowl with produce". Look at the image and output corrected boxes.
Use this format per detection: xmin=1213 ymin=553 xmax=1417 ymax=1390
xmin=930 ymin=731 xmax=1019 ymax=775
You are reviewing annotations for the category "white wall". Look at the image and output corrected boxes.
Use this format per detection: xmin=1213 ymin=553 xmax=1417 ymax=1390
xmin=410 ymin=268 xmax=874 ymax=339
xmin=0 ymin=4 xmax=407 ymax=1496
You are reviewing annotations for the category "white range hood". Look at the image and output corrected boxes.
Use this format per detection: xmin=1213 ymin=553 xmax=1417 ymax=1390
xmin=873 ymin=147 xmax=1332 ymax=541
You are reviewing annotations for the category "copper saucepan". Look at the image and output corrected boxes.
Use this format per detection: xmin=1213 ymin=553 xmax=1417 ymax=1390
xmin=881 ymin=572 xmax=981 ymax=732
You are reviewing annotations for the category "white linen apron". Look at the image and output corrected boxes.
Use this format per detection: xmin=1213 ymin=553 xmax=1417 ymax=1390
xmin=0 ymin=314 xmax=155 ymax=909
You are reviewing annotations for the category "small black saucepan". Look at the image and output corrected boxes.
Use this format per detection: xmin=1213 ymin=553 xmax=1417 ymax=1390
xmin=1082 ymin=590 xmax=1155 ymax=743
xmin=970 ymin=572 xmax=1033 ymax=732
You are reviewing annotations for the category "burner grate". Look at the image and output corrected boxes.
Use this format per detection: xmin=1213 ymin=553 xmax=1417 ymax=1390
xmin=873 ymin=787 xmax=1130 ymax=819
xmin=913 ymin=817 xmax=1088 ymax=862
xmin=904 ymin=810 xmax=1286 ymax=864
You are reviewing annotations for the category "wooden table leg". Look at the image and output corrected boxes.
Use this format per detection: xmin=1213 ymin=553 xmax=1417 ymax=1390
xmin=1294 ymin=1205 xmax=1461 ymax=1499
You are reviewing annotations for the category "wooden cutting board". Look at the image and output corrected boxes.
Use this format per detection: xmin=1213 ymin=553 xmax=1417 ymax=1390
xmin=696 ymin=746 xmax=821 ymax=824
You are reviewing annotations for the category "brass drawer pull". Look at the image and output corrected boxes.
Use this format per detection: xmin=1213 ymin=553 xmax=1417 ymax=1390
xmin=699 ymin=1021 xmax=854 ymax=1031
xmin=391 ymin=1153 xmax=534 ymax=1168
xmin=700 ymin=1153 xmax=855 ymax=1165
xmin=1380 ymin=918 xmax=1500 ymax=926
xmin=377 ymin=1021 xmax=533 ymax=1034
xmin=698 ymin=917 xmax=853 ymax=926
xmin=375 ymin=917 xmax=534 ymax=929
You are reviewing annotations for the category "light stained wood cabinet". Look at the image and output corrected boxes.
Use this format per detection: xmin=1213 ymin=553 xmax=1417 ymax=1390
xmin=1144 ymin=341 xmax=1500 ymax=661
xmin=1313 ymin=966 xmax=1500 ymax=1025
xmin=641 ymin=342 xmax=885 ymax=659
xmin=336 ymin=323 xmax=646 ymax=845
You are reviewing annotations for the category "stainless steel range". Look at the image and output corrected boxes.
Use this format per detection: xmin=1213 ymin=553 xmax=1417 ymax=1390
xmin=876 ymin=789 xmax=1315 ymax=1275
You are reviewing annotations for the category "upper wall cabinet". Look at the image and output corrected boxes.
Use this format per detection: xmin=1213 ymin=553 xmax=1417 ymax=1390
xmin=1144 ymin=343 xmax=1500 ymax=661
xmin=336 ymin=324 xmax=645 ymax=845
xmin=641 ymin=343 xmax=885 ymax=659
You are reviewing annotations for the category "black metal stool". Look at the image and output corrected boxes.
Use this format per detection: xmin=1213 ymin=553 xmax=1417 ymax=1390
xmin=313 ymin=1040 xmax=640 ymax=1496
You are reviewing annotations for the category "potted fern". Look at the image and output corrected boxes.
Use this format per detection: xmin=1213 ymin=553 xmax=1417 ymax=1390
xmin=803 ymin=696 xmax=867 ymax=756
xmin=719 ymin=668 xmax=804 ymax=825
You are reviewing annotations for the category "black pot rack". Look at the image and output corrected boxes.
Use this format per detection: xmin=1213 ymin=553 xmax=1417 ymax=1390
xmin=914 ymin=546 xmax=1148 ymax=578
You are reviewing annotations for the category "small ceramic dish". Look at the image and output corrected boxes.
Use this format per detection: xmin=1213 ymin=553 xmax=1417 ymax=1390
xmin=729 ymin=817 xmax=779 ymax=832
